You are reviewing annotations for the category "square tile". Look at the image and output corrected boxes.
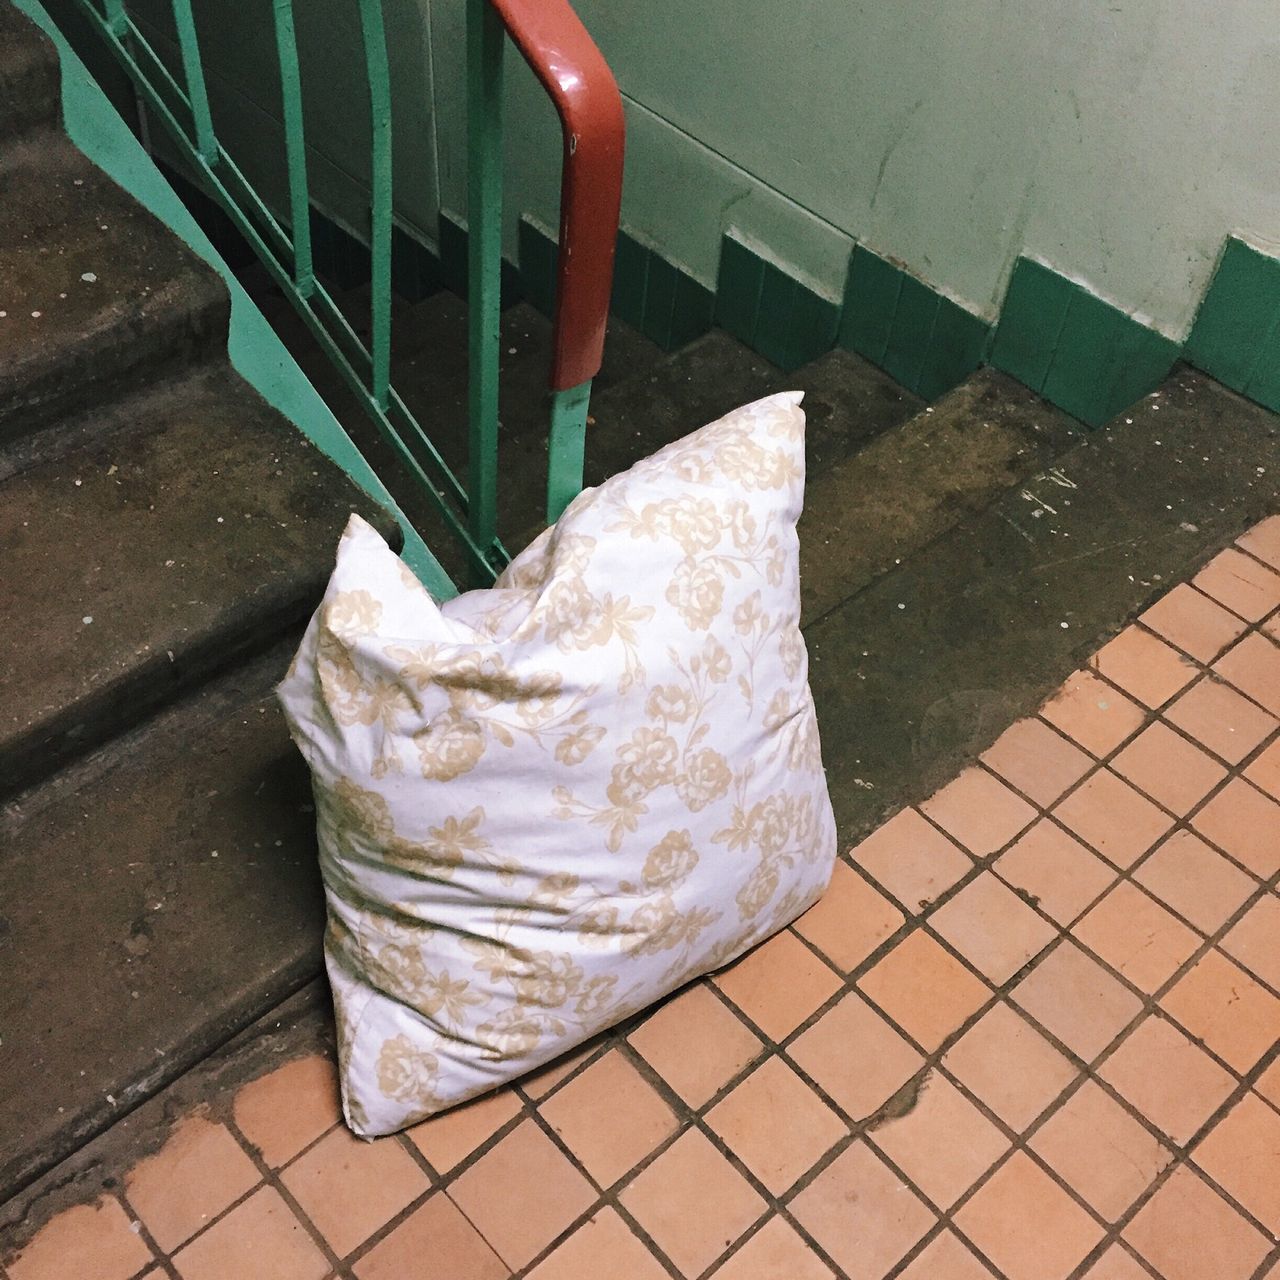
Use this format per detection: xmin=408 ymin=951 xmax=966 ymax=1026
xmin=1191 ymin=777 xmax=1280 ymax=878
xmin=7 ymin=1197 xmax=154 ymax=1280
xmin=1098 ymin=1016 xmax=1236 ymax=1144
xmin=713 ymin=930 xmax=842 ymax=1042
xmin=1091 ymin=626 xmax=1197 ymax=709
xmin=943 ymin=1002 xmax=1078 ymax=1131
xmin=1221 ymin=896 xmax=1280 ymax=991
xmin=1030 ymin=1081 xmax=1171 ymax=1220
xmin=1054 ymin=769 xmax=1175 ymax=868
xmin=1255 ymin=1056 xmax=1280 ymax=1110
xmin=1165 ymin=678 xmax=1278 ymax=765
xmin=233 ymin=1056 xmax=340 ymax=1169
xmin=1134 ymin=830 xmax=1259 ymax=934
xmin=629 ymin=983 xmax=763 ymax=1108
xmin=1112 ymin=722 xmax=1228 ymax=814
xmin=125 ymin=1114 xmax=260 ymax=1251
xmin=1141 ymin=583 xmax=1249 ymax=662
xmin=620 ymin=1129 xmax=766 ymax=1278
xmin=1073 ymin=881 xmax=1200 ymax=993
xmin=859 ymin=932 xmax=991 ymax=1051
xmin=354 ymin=1193 xmax=507 ymax=1280
xmin=919 ymin=767 xmax=1037 ymax=855
xmin=1080 ymin=1244 xmax=1156 ymax=1279
xmin=540 ymin=1051 xmax=678 ymax=1189
xmin=519 ymin=1042 xmax=599 ymax=1100
xmin=789 ymin=1142 xmax=935 ymax=1280
xmin=172 ymin=1187 xmax=329 ymax=1280
xmin=1194 ymin=547 xmax=1280 ymax=622
xmin=525 ymin=1208 xmax=669 ymax=1280
xmin=280 ymin=1124 xmax=428 ymax=1258
xmin=1123 ymin=1165 xmax=1270 ymax=1280
xmin=1238 ymin=515 xmax=1280 ymax=572
xmin=849 ymin=807 xmax=972 ymax=912
xmin=1161 ymin=949 xmax=1280 ymax=1072
xmin=711 ymin=1217 xmax=835 ymax=1280
xmin=980 ymin=718 xmax=1093 ymax=806
xmin=897 ymin=1231 xmax=996 ymax=1279
xmin=1040 ymin=671 xmax=1146 ymax=756
xmin=788 ymin=992 xmax=925 ymax=1122
xmin=1193 ymin=1092 xmax=1280 ymax=1231
xmin=994 ymin=821 xmax=1117 ymax=926
xmin=1215 ymin=632 xmax=1280 ymax=716
xmin=706 ymin=1058 xmax=845 ymax=1195
xmin=929 ymin=873 xmax=1058 ymax=983
xmin=868 ymin=1073 xmax=1008 ymax=1209
xmin=953 ymin=1151 xmax=1103 ymax=1280
xmin=1244 ymin=735 xmax=1280 ymax=799
xmin=448 ymin=1120 xmax=596 ymax=1270
xmin=792 ymin=860 xmax=904 ymax=971
xmin=1010 ymin=941 xmax=1143 ymax=1062
xmin=406 ymin=1087 xmax=522 ymax=1174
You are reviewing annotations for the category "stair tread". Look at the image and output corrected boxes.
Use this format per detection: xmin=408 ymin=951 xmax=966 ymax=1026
xmin=0 ymin=5 xmax=60 ymax=142
xmin=0 ymin=363 xmax=399 ymax=793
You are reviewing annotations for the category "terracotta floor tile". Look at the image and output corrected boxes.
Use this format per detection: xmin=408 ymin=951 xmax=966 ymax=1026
xmin=994 ymin=821 xmax=1117 ymax=926
xmin=1081 ymin=1243 xmax=1165 ymax=1279
xmin=1193 ymin=1092 xmax=1280 ymax=1232
xmin=1098 ymin=1016 xmax=1236 ymax=1144
xmin=628 ymin=983 xmax=763 ymax=1108
xmin=788 ymin=992 xmax=925 ymax=1122
xmin=867 ymin=1072 xmax=1008 ymax=1209
xmin=1091 ymin=626 xmax=1197 ymax=709
xmin=353 ymin=1193 xmax=507 ymax=1280
xmin=171 ymin=1186 xmax=329 ymax=1280
xmin=712 ymin=929 xmax=842 ymax=1043
xmin=1215 ymin=632 xmax=1280 ymax=717
xmin=980 ymin=717 xmax=1093 ymax=806
xmin=1255 ymin=1056 xmax=1280 ymax=1110
xmin=6 ymin=1197 xmax=154 ymax=1280
xmin=1238 ymin=515 xmax=1280 ymax=571
xmin=1054 ymin=769 xmax=1175 ymax=869
xmin=792 ymin=860 xmax=904 ymax=972
xmin=1194 ymin=547 xmax=1280 ymax=622
xmin=232 ymin=1055 xmax=340 ymax=1169
xmin=1123 ymin=1165 xmax=1271 ymax=1280
xmin=1265 ymin=612 xmax=1280 ymax=642
xmin=706 ymin=1057 xmax=844 ymax=1195
xmin=1072 ymin=881 xmax=1200 ymax=994
xmin=1161 ymin=948 xmax=1280 ymax=1073
xmin=1040 ymin=670 xmax=1146 ymax=757
xmin=406 ymin=1087 xmax=522 ymax=1175
xmin=1029 ymin=1080 xmax=1172 ymax=1220
xmin=1112 ymin=721 xmax=1227 ymax=815
xmin=1134 ymin=829 xmax=1259 ymax=934
xmin=540 ymin=1050 xmax=678 ymax=1188
xmin=953 ymin=1151 xmax=1103 ymax=1280
xmin=1141 ymin=582 xmax=1249 ymax=662
xmin=1221 ymin=896 xmax=1280 ymax=992
xmin=520 ymin=1042 xmax=599 ymax=1100
xmin=896 ymin=1230 xmax=996 ymax=1279
xmin=1244 ymin=735 xmax=1280 ymax=799
xmin=124 ymin=1113 xmax=260 ymax=1252
xmin=525 ymin=1208 xmax=668 ymax=1280
xmin=919 ymin=767 xmax=1037 ymax=856
xmin=619 ymin=1129 xmax=766 ymax=1278
xmin=448 ymin=1120 xmax=595 ymax=1270
xmin=789 ymin=1141 xmax=935 ymax=1280
xmin=848 ymin=807 xmax=973 ymax=912
xmin=943 ymin=1001 xmax=1079 ymax=1131
xmin=1191 ymin=777 xmax=1280 ymax=878
xmin=710 ymin=1216 xmax=834 ymax=1280
xmin=859 ymin=931 xmax=991 ymax=1052
xmin=929 ymin=873 xmax=1058 ymax=984
xmin=280 ymin=1125 xmax=428 ymax=1259
xmin=1009 ymin=941 xmax=1142 ymax=1062
xmin=1165 ymin=678 xmax=1279 ymax=765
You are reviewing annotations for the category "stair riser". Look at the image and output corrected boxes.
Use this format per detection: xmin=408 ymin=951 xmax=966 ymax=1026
xmin=0 ymin=52 xmax=59 ymax=143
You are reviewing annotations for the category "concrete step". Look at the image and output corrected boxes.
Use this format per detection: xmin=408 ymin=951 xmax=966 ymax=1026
xmin=0 ymin=5 xmax=60 ymax=143
xmin=0 ymin=130 xmax=229 ymax=443
xmin=0 ymin=363 xmax=400 ymax=796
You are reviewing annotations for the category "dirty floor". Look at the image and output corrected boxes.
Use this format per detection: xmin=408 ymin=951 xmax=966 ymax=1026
xmin=3 ymin=516 xmax=1279 ymax=1280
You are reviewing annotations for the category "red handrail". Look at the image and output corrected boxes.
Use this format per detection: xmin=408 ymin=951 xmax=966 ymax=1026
xmin=489 ymin=0 xmax=625 ymax=391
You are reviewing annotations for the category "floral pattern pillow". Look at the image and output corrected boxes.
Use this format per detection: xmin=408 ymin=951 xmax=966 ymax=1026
xmin=278 ymin=391 xmax=837 ymax=1137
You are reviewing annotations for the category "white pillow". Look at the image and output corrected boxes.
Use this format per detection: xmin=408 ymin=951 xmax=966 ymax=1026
xmin=278 ymin=391 xmax=836 ymax=1137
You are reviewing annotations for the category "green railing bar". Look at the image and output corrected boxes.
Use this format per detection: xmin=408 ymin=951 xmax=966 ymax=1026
xmin=169 ymin=0 xmax=216 ymax=164
xmin=546 ymin=380 xmax=591 ymax=523
xmin=465 ymin=0 xmax=504 ymax=579
xmin=270 ymin=0 xmax=314 ymax=298
xmin=101 ymin=0 xmax=126 ymax=36
xmin=356 ymin=0 xmax=392 ymax=410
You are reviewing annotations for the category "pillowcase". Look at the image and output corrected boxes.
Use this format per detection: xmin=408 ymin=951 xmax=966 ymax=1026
xmin=277 ymin=390 xmax=837 ymax=1137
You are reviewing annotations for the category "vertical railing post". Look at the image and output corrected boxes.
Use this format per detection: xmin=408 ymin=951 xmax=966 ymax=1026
xmin=169 ymin=0 xmax=217 ymax=164
xmin=466 ymin=0 xmax=504 ymax=578
xmin=357 ymin=0 xmax=393 ymax=410
xmin=546 ymin=381 xmax=591 ymax=522
xmin=271 ymin=0 xmax=314 ymax=298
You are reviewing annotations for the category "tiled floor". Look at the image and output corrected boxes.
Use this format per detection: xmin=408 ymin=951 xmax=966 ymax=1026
xmin=5 ymin=517 xmax=1280 ymax=1280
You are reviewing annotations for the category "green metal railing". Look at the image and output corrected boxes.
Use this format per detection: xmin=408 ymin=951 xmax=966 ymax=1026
xmin=78 ymin=0 xmax=625 ymax=587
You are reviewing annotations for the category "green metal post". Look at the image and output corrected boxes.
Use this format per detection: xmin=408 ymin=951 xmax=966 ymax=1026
xmin=169 ymin=0 xmax=216 ymax=164
xmin=101 ymin=0 xmax=126 ymax=36
xmin=270 ymin=0 xmax=314 ymax=298
xmin=356 ymin=0 xmax=392 ymax=410
xmin=546 ymin=380 xmax=591 ymax=523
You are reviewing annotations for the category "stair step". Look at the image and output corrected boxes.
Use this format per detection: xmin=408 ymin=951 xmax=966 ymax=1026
xmin=0 ymin=6 xmax=60 ymax=143
xmin=0 ymin=131 xmax=229 ymax=442
xmin=0 ymin=364 xmax=399 ymax=796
